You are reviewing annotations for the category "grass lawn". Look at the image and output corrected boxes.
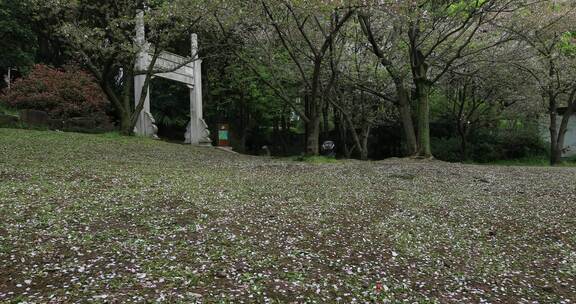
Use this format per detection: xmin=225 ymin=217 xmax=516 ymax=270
xmin=1 ymin=129 xmax=575 ymax=303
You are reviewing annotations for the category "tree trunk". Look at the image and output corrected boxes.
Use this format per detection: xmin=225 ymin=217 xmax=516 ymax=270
xmin=306 ymin=116 xmax=321 ymax=155
xmin=335 ymin=111 xmax=353 ymax=158
xmin=551 ymin=112 xmax=571 ymax=166
xmin=347 ymin=124 xmax=362 ymax=160
xmin=549 ymin=92 xmax=560 ymax=166
xmin=119 ymin=113 xmax=133 ymax=136
xmin=322 ymin=103 xmax=330 ymax=140
xmin=408 ymin=23 xmax=432 ymax=159
xmin=397 ymin=84 xmax=418 ymax=156
xmin=551 ymin=143 xmax=563 ymax=166
xmin=416 ymin=82 xmax=432 ymax=158
xmin=554 ymin=94 xmax=576 ymax=165
xmin=306 ymin=58 xmax=323 ymax=156
xmin=280 ymin=111 xmax=289 ymax=155
xmin=360 ymin=126 xmax=371 ymax=161
xmin=359 ymin=15 xmax=417 ymax=156
xmin=457 ymin=122 xmax=468 ymax=161
xmin=460 ymin=134 xmax=468 ymax=161
xmin=336 ymin=104 xmax=368 ymax=161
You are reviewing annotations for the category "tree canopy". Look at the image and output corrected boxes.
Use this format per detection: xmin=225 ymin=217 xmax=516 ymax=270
xmin=1 ymin=0 xmax=575 ymax=164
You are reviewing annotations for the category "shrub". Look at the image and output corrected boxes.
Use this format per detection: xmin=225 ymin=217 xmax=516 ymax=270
xmin=431 ymin=137 xmax=461 ymax=162
xmin=470 ymin=127 xmax=546 ymax=162
xmin=431 ymin=125 xmax=547 ymax=163
xmin=497 ymin=129 xmax=547 ymax=160
xmin=0 ymin=64 xmax=108 ymax=120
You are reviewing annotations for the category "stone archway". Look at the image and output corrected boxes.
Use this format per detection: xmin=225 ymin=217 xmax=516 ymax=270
xmin=133 ymin=11 xmax=211 ymax=145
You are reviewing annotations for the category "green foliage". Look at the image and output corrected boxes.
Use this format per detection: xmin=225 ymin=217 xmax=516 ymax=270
xmin=205 ymin=49 xmax=288 ymax=132
xmin=0 ymin=0 xmax=36 ymax=71
xmin=447 ymin=0 xmax=488 ymax=17
xmin=0 ymin=102 xmax=18 ymax=116
xmin=560 ymin=31 xmax=576 ymax=56
xmin=494 ymin=129 xmax=547 ymax=159
xmin=431 ymin=137 xmax=462 ymax=162
xmin=433 ymin=126 xmax=547 ymax=163
xmin=150 ymin=78 xmax=190 ymax=128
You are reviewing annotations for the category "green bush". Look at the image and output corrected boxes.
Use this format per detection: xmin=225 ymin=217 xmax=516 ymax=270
xmin=498 ymin=129 xmax=547 ymax=159
xmin=432 ymin=126 xmax=547 ymax=163
xmin=431 ymin=137 xmax=461 ymax=162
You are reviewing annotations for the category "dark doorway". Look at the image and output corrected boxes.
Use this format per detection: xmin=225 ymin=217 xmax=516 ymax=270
xmin=150 ymin=78 xmax=190 ymax=142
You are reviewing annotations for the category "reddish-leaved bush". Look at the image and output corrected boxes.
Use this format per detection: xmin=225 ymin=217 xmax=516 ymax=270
xmin=1 ymin=64 xmax=108 ymax=119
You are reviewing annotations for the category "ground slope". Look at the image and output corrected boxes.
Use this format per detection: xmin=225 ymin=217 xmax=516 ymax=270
xmin=0 ymin=129 xmax=575 ymax=303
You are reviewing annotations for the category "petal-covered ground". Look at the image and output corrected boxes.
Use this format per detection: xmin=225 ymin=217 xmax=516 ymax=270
xmin=0 ymin=129 xmax=575 ymax=303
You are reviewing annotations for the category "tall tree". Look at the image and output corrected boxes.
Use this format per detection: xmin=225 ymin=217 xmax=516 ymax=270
xmin=330 ymin=18 xmax=397 ymax=160
xmin=503 ymin=1 xmax=576 ymax=165
xmin=230 ymin=0 xmax=357 ymax=155
xmin=437 ymin=60 xmax=523 ymax=160
xmin=361 ymin=0 xmax=520 ymax=158
xmin=358 ymin=8 xmax=417 ymax=156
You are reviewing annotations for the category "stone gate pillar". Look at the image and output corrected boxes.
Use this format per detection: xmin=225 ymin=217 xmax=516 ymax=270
xmin=134 ymin=10 xmax=158 ymax=137
xmin=185 ymin=34 xmax=211 ymax=145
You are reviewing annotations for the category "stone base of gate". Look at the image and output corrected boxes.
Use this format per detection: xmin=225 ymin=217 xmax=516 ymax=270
xmin=135 ymin=111 xmax=159 ymax=139
xmin=185 ymin=119 xmax=212 ymax=145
